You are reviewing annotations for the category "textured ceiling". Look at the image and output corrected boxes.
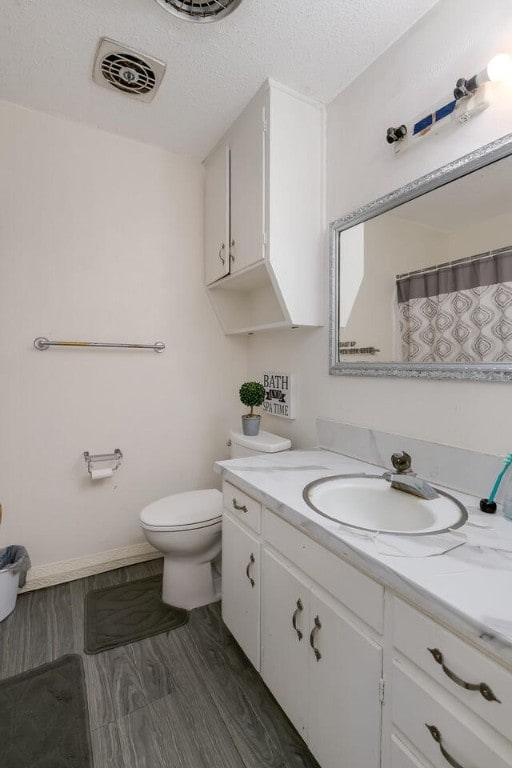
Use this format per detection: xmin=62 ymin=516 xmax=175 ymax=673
xmin=0 ymin=0 xmax=439 ymax=158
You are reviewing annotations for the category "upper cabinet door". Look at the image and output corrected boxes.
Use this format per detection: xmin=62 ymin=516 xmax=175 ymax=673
xmin=229 ymin=92 xmax=266 ymax=274
xmin=204 ymin=142 xmax=230 ymax=285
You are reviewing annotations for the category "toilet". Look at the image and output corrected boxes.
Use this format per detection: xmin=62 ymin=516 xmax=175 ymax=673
xmin=139 ymin=429 xmax=291 ymax=610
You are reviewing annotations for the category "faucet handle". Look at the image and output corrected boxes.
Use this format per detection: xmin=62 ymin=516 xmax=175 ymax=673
xmin=391 ymin=451 xmax=412 ymax=474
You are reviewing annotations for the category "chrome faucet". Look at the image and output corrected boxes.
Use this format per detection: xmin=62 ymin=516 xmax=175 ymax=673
xmin=383 ymin=451 xmax=439 ymax=501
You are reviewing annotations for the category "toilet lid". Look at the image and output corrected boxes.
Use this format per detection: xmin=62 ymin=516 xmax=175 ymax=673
xmin=230 ymin=430 xmax=291 ymax=453
xmin=140 ymin=489 xmax=223 ymax=529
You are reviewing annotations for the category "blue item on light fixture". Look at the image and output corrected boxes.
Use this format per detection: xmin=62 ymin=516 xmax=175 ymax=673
xmin=387 ymin=53 xmax=512 ymax=151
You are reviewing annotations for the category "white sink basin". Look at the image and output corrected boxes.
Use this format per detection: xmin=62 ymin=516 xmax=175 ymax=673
xmin=303 ymin=474 xmax=467 ymax=535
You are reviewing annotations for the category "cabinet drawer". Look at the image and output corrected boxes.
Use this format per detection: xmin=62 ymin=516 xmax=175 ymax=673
xmin=392 ymin=662 xmax=512 ymax=768
xmin=263 ymin=508 xmax=384 ymax=633
xmin=223 ymin=481 xmax=261 ymax=533
xmin=391 ymin=735 xmax=433 ymax=768
xmin=394 ymin=598 xmax=512 ymax=741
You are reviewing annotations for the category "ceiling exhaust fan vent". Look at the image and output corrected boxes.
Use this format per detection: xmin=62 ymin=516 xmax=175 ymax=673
xmin=93 ymin=38 xmax=166 ymax=102
xmin=153 ymin=0 xmax=243 ymax=22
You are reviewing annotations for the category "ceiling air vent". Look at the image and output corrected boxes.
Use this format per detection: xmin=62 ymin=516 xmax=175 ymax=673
xmin=93 ymin=38 xmax=166 ymax=103
xmin=153 ymin=0 xmax=243 ymax=22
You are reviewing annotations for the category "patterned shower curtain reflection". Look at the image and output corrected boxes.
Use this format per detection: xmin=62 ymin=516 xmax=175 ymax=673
xmin=397 ymin=247 xmax=512 ymax=363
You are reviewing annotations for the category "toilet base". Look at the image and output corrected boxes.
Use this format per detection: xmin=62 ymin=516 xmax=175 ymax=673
xmin=162 ymin=558 xmax=220 ymax=610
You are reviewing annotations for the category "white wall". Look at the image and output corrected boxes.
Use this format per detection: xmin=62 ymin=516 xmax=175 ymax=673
xmin=249 ymin=0 xmax=512 ymax=455
xmin=341 ymin=216 xmax=448 ymax=359
xmin=0 ymin=100 xmax=248 ymax=567
xmin=448 ymin=210 xmax=512 ymax=260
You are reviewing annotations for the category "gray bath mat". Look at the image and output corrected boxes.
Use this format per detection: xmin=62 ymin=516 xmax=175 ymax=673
xmin=0 ymin=654 xmax=92 ymax=768
xmin=84 ymin=574 xmax=188 ymax=654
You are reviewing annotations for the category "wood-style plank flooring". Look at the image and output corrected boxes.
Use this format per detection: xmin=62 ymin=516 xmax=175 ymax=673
xmin=0 ymin=561 xmax=319 ymax=768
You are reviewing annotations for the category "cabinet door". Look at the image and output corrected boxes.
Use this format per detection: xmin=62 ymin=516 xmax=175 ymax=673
xmin=204 ymin=142 xmax=230 ymax=285
xmin=230 ymin=93 xmax=266 ymax=274
xmin=261 ymin=549 xmax=310 ymax=737
xmin=221 ymin=513 xmax=260 ymax=669
xmin=307 ymin=590 xmax=383 ymax=768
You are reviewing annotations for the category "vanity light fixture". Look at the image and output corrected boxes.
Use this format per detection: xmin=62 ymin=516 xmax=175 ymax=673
xmin=386 ymin=53 xmax=512 ymax=154
xmin=454 ymin=53 xmax=512 ymax=99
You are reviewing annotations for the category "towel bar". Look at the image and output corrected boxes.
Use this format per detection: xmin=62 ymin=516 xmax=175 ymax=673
xmin=34 ymin=337 xmax=165 ymax=352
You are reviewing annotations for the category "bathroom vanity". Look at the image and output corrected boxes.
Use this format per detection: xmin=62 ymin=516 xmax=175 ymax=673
xmin=216 ymin=450 xmax=512 ymax=768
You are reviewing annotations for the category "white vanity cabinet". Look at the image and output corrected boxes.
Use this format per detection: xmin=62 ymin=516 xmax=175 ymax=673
xmin=221 ymin=482 xmax=262 ymax=670
xmin=261 ymin=519 xmax=384 ymax=768
xmin=220 ymin=475 xmax=512 ymax=768
xmin=204 ymin=80 xmax=323 ymax=334
xmin=221 ymin=479 xmax=384 ymax=768
xmin=263 ymin=549 xmax=384 ymax=768
xmin=391 ymin=599 xmax=512 ymax=768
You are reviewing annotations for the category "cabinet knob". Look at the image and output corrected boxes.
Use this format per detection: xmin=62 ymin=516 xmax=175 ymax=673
xmin=219 ymin=243 xmax=226 ymax=265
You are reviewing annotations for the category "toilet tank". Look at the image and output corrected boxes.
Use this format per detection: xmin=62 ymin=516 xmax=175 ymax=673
xmin=229 ymin=430 xmax=291 ymax=458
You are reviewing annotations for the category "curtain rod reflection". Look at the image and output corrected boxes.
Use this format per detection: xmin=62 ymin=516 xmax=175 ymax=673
xmin=395 ymin=244 xmax=512 ymax=281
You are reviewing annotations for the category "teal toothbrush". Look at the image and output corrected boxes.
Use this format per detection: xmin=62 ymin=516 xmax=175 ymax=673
xmin=480 ymin=453 xmax=512 ymax=513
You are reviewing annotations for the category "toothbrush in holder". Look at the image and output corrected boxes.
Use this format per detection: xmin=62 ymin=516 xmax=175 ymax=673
xmin=480 ymin=453 xmax=512 ymax=513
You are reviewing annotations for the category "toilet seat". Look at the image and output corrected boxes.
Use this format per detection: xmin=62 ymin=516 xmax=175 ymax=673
xmin=140 ymin=518 xmax=221 ymax=533
xmin=140 ymin=489 xmax=223 ymax=533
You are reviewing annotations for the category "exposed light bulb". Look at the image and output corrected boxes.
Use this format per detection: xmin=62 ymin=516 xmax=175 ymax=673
xmin=486 ymin=53 xmax=512 ymax=82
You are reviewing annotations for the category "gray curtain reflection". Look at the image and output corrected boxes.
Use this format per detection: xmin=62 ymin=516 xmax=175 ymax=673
xmin=397 ymin=248 xmax=512 ymax=363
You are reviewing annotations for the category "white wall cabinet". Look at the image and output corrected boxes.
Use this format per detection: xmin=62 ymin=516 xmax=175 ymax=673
xmin=221 ymin=478 xmax=512 ymax=768
xmin=204 ymin=80 xmax=324 ymax=334
xmin=204 ymin=142 xmax=230 ymax=285
xmin=229 ymin=91 xmax=266 ymax=276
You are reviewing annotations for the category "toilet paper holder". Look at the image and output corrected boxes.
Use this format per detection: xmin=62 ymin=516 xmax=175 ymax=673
xmin=84 ymin=449 xmax=123 ymax=476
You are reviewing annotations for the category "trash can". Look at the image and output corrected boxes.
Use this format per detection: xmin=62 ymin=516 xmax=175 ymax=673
xmin=0 ymin=567 xmax=19 ymax=622
xmin=0 ymin=545 xmax=31 ymax=622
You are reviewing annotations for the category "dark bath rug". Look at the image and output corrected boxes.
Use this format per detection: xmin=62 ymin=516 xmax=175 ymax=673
xmin=84 ymin=574 xmax=188 ymax=654
xmin=0 ymin=654 xmax=92 ymax=768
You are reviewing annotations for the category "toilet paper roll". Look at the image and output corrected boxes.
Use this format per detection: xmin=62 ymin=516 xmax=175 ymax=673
xmin=90 ymin=467 xmax=113 ymax=480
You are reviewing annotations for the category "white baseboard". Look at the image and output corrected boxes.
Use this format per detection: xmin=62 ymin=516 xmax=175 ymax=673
xmin=20 ymin=542 xmax=161 ymax=592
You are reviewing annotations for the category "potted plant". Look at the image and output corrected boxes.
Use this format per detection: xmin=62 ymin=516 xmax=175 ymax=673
xmin=239 ymin=381 xmax=266 ymax=436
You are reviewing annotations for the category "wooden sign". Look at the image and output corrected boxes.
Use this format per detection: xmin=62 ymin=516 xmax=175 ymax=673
xmin=262 ymin=372 xmax=296 ymax=419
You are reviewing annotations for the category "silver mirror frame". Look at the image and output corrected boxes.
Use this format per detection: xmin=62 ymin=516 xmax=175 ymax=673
xmin=329 ymin=132 xmax=512 ymax=381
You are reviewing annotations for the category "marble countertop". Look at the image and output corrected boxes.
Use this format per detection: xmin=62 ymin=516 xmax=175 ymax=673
xmin=215 ymin=449 xmax=512 ymax=668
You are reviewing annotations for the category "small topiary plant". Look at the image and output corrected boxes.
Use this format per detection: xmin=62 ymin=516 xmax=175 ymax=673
xmin=239 ymin=381 xmax=265 ymax=417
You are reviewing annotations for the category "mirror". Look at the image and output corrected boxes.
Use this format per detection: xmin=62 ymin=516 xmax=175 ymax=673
xmin=330 ymin=133 xmax=512 ymax=381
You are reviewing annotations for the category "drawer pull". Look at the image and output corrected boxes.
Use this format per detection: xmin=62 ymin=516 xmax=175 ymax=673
xmin=309 ymin=615 xmax=322 ymax=661
xmin=428 ymin=648 xmax=501 ymax=703
xmin=232 ymin=498 xmax=248 ymax=514
xmin=292 ymin=598 xmax=304 ymax=641
xmin=426 ymin=724 xmax=465 ymax=768
xmin=246 ymin=553 xmax=255 ymax=588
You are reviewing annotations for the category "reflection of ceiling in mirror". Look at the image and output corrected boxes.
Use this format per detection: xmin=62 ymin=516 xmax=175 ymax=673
xmin=387 ymin=154 xmax=512 ymax=233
